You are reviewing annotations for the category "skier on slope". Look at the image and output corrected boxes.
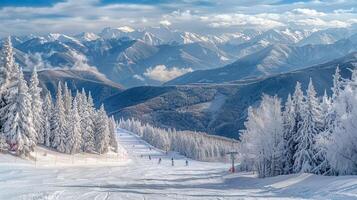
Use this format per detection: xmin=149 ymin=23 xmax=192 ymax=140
xmin=171 ymin=158 xmax=174 ymax=166
xmin=185 ymin=160 xmax=189 ymax=166
xmin=158 ymin=158 xmax=162 ymax=164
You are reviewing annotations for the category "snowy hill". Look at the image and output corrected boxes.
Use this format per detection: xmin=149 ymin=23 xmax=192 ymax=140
xmin=104 ymin=53 xmax=357 ymax=138
xmin=1 ymin=128 xmax=356 ymax=199
xmin=167 ymin=35 xmax=357 ymax=85
xmin=24 ymin=69 xmax=124 ymax=105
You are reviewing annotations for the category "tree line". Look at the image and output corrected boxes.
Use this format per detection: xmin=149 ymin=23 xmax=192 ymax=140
xmin=0 ymin=37 xmax=118 ymax=157
xmin=240 ymin=66 xmax=357 ymax=177
xmin=118 ymin=118 xmax=238 ymax=161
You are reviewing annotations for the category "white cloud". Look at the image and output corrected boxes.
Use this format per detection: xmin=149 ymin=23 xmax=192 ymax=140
xmin=69 ymin=50 xmax=99 ymax=73
xmin=144 ymin=65 xmax=193 ymax=82
xmin=24 ymin=53 xmax=53 ymax=70
xmin=204 ymin=13 xmax=285 ymax=29
xmin=333 ymin=8 xmax=355 ymax=14
xmin=292 ymin=8 xmax=326 ymax=17
xmin=295 ymin=18 xmax=350 ymax=28
xmin=160 ymin=20 xmax=171 ymax=26
xmin=0 ymin=0 xmax=356 ymax=36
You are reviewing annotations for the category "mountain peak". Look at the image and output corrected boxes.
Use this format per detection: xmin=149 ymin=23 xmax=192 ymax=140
xmin=75 ymin=32 xmax=99 ymax=42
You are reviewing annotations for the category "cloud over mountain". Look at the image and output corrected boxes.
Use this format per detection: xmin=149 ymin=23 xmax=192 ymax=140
xmin=144 ymin=65 xmax=193 ymax=82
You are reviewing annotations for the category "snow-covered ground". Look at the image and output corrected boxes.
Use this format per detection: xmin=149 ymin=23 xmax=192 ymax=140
xmin=0 ymin=128 xmax=357 ymax=199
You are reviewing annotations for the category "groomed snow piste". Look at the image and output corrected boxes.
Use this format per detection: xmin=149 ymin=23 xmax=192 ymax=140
xmin=0 ymin=128 xmax=357 ymax=200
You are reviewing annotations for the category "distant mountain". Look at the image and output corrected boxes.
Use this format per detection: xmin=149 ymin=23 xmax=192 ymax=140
xmin=104 ymin=53 xmax=357 ymax=139
xmin=9 ymin=34 xmax=231 ymax=88
xmin=24 ymin=69 xmax=123 ymax=105
xmin=2 ymin=26 xmax=357 ymax=88
xmin=297 ymin=27 xmax=355 ymax=46
xmin=218 ymin=28 xmax=311 ymax=59
xmin=74 ymin=32 xmax=100 ymax=42
xmin=167 ymin=34 xmax=357 ymax=85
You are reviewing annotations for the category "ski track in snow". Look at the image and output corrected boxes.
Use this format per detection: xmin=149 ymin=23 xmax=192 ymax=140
xmin=0 ymin=128 xmax=357 ymax=199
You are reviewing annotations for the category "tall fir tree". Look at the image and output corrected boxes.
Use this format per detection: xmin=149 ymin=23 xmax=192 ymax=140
xmin=287 ymin=82 xmax=305 ymax=173
xmin=282 ymin=94 xmax=295 ymax=174
xmin=63 ymin=82 xmax=72 ymax=115
xmin=108 ymin=116 xmax=118 ymax=152
xmin=42 ymin=93 xmax=53 ymax=147
xmin=52 ymin=82 xmax=67 ymax=153
xmin=0 ymin=37 xmax=11 ymax=92
xmin=28 ymin=66 xmax=43 ymax=144
xmin=66 ymin=97 xmax=82 ymax=154
xmin=95 ymin=104 xmax=110 ymax=154
xmin=2 ymin=70 xmax=36 ymax=156
xmin=81 ymin=89 xmax=95 ymax=152
xmin=294 ymin=79 xmax=320 ymax=173
xmin=332 ymin=66 xmax=343 ymax=100
xmin=0 ymin=37 xmax=20 ymax=138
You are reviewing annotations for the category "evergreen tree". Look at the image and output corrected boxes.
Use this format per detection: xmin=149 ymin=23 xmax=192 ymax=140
xmin=29 ymin=66 xmax=43 ymax=144
xmin=63 ymin=82 xmax=72 ymax=115
xmin=294 ymin=79 xmax=320 ymax=173
xmin=332 ymin=66 xmax=343 ymax=100
xmin=95 ymin=104 xmax=110 ymax=154
xmin=0 ymin=37 xmax=20 ymax=139
xmin=66 ymin=97 xmax=82 ymax=154
xmin=108 ymin=116 xmax=118 ymax=152
xmin=2 ymin=70 xmax=36 ymax=156
xmin=81 ymin=89 xmax=95 ymax=152
xmin=287 ymin=82 xmax=305 ymax=173
xmin=42 ymin=93 xmax=53 ymax=147
xmin=0 ymin=37 xmax=11 ymax=92
xmin=313 ymin=90 xmax=333 ymax=175
xmin=326 ymin=69 xmax=357 ymax=175
xmin=52 ymin=82 xmax=67 ymax=153
xmin=282 ymin=94 xmax=295 ymax=174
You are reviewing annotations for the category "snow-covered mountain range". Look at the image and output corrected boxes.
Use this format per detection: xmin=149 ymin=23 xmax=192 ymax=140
xmin=104 ymin=53 xmax=357 ymax=138
xmin=2 ymin=25 xmax=357 ymax=88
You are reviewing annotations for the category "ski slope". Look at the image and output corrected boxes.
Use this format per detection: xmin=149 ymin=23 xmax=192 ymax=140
xmin=0 ymin=129 xmax=357 ymax=199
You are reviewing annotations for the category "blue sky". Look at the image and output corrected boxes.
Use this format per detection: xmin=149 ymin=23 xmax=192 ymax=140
xmin=0 ymin=0 xmax=356 ymax=36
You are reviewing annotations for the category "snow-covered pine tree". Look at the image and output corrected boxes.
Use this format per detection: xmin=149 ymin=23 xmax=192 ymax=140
xmin=313 ymin=90 xmax=333 ymax=175
xmin=3 ymin=69 xmax=36 ymax=156
xmin=80 ymin=89 xmax=95 ymax=152
xmin=28 ymin=66 xmax=43 ymax=144
xmin=0 ymin=37 xmax=12 ymax=142
xmin=294 ymin=79 xmax=320 ymax=173
xmin=108 ymin=116 xmax=118 ymax=152
xmin=95 ymin=104 xmax=110 ymax=154
xmin=0 ymin=37 xmax=11 ymax=92
xmin=285 ymin=82 xmax=305 ymax=173
xmin=62 ymin=82 xmax=73 ymax=147
xmin=332 ymin=66 xmax=343 ymax=100
xmin=42 ymin=92 xmax=53 ymax=147
xmin=326 ymin=68 xmax=357 ymax=175
xmin=0 ymin=37 xmax=20 ymax=139
xmin=52 ymin=82 xmax=67 ymax=153
xmin=240 ymin=95 xmax=285 ymax=177
xmin=282 ymin=94 xmax=295 ymax=174
xmin=63 ymin=82 xmax=72 ymax=115
xmin=66 ymin=97 xmax=82 ymax=154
